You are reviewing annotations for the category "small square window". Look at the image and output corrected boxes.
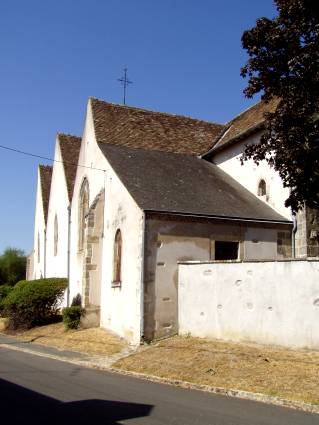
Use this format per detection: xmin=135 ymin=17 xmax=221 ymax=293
xmin=215 ymin=241 xmax=239 ymax=260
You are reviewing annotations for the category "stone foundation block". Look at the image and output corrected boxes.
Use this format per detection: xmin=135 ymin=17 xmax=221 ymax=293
xmin=81 ymin=305 xmax=100 ymax=328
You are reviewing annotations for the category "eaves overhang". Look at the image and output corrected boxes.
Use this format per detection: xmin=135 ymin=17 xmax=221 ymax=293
xmin=144 ymin=209 xmax=292 ymax=226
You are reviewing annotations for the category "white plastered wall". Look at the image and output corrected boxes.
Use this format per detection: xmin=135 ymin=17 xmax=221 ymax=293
xmin=179 ymin=260 xmax=319 ymax=349
xmin=46 ymin=139 xmax=69 ymax=280
xmin=69 ymin=99 xmax=144 ymax=344
xmin=32 ymin=169 xmax=46 ymax=280
xmin=212 ymin=132 xmax=291 ymax=220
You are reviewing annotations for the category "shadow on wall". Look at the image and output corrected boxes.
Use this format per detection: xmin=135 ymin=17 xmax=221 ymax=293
xmin=0 ymin=378 xmax=153 ymax=425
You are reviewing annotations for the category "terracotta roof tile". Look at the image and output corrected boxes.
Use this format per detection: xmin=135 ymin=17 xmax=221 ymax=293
xmin=39 ymin=165 xmax=52 ymax=223
xmin=90 ymin=98 xmax=224 ymax=155
xmin=58 ymin=133 xmax=82 ymax=201
xmin=209 ymin=98 xmax=279 ymax=154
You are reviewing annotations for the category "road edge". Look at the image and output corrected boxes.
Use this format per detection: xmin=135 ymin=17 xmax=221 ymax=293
xmin=1 ymin=340 xmax=318 ymax=416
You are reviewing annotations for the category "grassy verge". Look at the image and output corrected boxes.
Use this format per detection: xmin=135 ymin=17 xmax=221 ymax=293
xmin=6 ymin=322 xmax=126 ymax=356
xmin=113 ymin=335 xmax=319 ymax=405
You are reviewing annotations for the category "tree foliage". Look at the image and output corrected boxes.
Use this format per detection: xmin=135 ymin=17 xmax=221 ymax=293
xmin=241 ymin=0 xmax=319 ymax=213
xmin=0 ymin=247 xmax=27 ymax=286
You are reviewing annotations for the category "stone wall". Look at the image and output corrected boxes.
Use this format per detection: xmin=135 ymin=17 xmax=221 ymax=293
xmin=277 ymin=230 xmax=292 ymax=258
xmin=82 ymin=189 xmax=104 ymax=308
xmin=45 ymin=140 xmax=70 ymax=282
xmin=295 ymin=207 xmax=319 ymax=257
xmin=178 ymin=259 xmax=319 ymax=349
xmin=143 ymin=213 xmax=292 ymax=342
xmin=212 ymin=133 xmax=319 ymax=259
xmin=69 ymin=100 xmax=144 ymax=344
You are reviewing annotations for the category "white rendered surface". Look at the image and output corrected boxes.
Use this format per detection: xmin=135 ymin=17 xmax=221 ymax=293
xmin=179 ymin=260 xmax=319 ymax=349
xmin=69 ymin=99 xmax=144 ymax=344
xmin=213 ymin=132 xmax=291 ymax=220
xmin=46 ymin=139 xmax=70 ymax=280
xmin=32 ymin=169 xmax=46 ymax=279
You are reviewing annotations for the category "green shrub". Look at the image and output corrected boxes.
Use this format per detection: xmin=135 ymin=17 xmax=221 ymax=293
xmin=71 ymin=293 xmax=82 ymax=306
xmin=14 ymin=280 xmax=30 ymax=290
xmin=0 ymin=284 xmax=13 ymax=316
xmin=0 ymin=284 xmax=13 ymax=301
xmin=62 ymin=305 xmax=85 ymax=330
xmin=3 ymin=278 xmax=67 ymax=329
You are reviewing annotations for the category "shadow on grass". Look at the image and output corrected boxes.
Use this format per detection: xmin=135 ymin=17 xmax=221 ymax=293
xmin=0 ymin=378 xmax=153 ymax=424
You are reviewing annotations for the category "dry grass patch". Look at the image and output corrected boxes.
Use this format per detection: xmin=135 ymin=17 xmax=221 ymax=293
xmin=10 ymin=322 xmax=126 ymax=356
xmin=114 ymin=336 xmax=319 ymax=405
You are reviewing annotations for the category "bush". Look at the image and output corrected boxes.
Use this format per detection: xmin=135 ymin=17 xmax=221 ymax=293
xmin=71 ymin=293 xmax=82 ymax=306
xmin=0 ymin=284 xmax=13 ymax=302
xmin=62 ymin=293 xmax=84 ymax=329
xmin=14 ymin=280 xmax=30 ymax=290
xmin=0 ymin=284 xmax=13 ymax=316
xmin=3 ymin=278 xmax=67 ymax=329
xmin=62 ymin=306 xmax=85 ymax=330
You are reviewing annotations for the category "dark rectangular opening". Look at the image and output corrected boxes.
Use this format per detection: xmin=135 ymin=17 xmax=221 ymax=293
xmin=215 ymin=241 xmax=238 ymax=260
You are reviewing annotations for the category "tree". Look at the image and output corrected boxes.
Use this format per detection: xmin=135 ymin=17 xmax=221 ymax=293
xmin=240 ymin=0 xmax=319 ymax=213
xmin=0 ymin=248 xmax=27 ymax=286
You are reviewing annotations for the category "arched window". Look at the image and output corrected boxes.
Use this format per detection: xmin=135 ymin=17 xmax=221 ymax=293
xmin=78 ymin=179 xmax=89 ymax=250
xmin=258 ymin=179 xmax=267 ymax=197
xmin=37 ymin=232 xmax=40 ymax=263
xmin=112 ymin=229 xmax=122 ymax=286
xmin=54 ymin=215 xmax=58 ymax=256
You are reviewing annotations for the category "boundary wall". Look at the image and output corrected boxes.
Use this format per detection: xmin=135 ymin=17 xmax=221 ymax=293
xmin=178 ymin=260 xmax=319 ymax=349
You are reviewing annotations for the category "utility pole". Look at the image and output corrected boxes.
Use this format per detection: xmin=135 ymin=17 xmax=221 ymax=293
xmin=117 ymin=67 xmax=133 ymax=105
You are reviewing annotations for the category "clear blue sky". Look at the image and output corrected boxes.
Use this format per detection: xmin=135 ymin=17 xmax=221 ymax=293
xmin=0 ymin=0 xmax=276 ymax=254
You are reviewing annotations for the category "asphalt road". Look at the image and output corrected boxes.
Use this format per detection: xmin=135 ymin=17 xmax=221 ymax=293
xmin=0 ymin=346 xmax=317 ymax=425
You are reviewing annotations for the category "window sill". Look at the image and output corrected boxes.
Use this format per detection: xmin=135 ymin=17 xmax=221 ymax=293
xmin=111 ymin=281 xmax=121 ymax=288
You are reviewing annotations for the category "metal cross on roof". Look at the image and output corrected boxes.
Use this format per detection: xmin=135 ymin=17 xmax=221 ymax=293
xmin=117 ymin=67 xmax=133 ymax=105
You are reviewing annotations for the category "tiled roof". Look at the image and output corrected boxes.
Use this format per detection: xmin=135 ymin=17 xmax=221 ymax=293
xmin=99 ymin=143 xmax=290 ymax=223
xmin=58 ymin=133 xmax=82 ymax=201
xmin=208 ymin=98 xmax=279 ymax=155
xmin=90 ymin=98 xmax=224 ymax=155
xmin=39 ymin=165 xmax=53 ymax=224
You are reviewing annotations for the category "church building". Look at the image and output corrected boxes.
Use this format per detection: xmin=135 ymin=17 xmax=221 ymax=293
xmin=28 ymin=97 xmax=317 ymax=344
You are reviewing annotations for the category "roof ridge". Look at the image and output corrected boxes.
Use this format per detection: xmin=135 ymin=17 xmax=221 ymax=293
xmin=57 ymin=132 xmax=81 ymax=140
xmin=39 ymin=164 xmax=53 ymax=170
xmin=226 ymin=97 xmax=278 ymax=126
xmin=205 ymin=98 xmax=279 ymax=156
xmin=89 ymin=96 xmax=223 ymax=127
xmin=226 ymin=100 xmax=263 ymax=125
xmin=98 ymin=141 xmax=200 ymax=159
